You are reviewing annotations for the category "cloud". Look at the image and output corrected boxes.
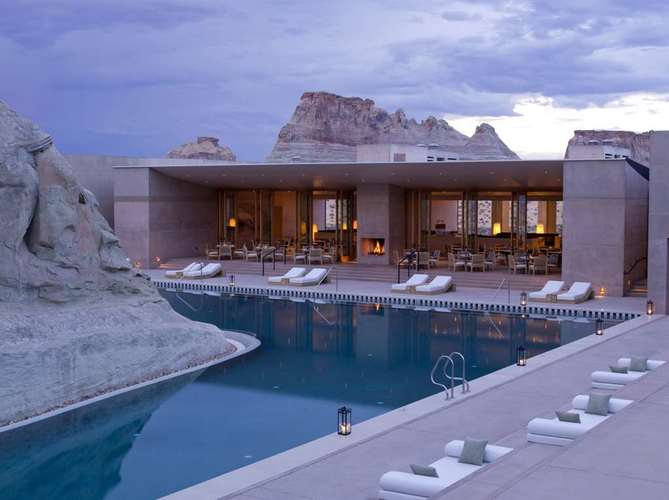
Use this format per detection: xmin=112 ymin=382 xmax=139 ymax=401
xmin=0 ymin=0 xmax=667 ymax=160
xmin=447 ymin=92 xmax=669 ymax=159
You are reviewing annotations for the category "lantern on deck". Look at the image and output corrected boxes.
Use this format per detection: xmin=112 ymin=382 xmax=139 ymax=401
xmin=229 ymin=274 xmax=235 ymax=287
xmin=338 ymin=406 xmax=352 ymax=436
xmin=595 ymin=318 xmax=604 ymax=336
xmin=516 ymin=346 xmax=527 ymax=367
xmin=520 ymin=291 xmax=528 ymax=307
xmin=647 ymin=300 xmax=655 ymax=316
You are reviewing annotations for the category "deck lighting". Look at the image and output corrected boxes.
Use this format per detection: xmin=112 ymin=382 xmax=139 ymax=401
xmin=338 ymin=406 xmax=352 ymax=436
xmin=536 ymin=223 xmax=545 ymax=234
xmin=227 ymin=218 xmax=236 ymax=228
xmin=516 ymin=346 xmax=527 ymax=366
xmin=647 ymin=300 xmax=655 ymax=316
xmin=342 ymin=222 xmax=348 ymax=230
xmin=599 ymin=286 xmax=606 ymax=297
xmin=229 ymin=274 xmax=235 ymax=287
xmin=520 ymin=291 xmax=528 ymax=306
xmin=353 ymin=219 xmax=358 ymax=230
xmin=596 ymin=318 xmax=604 ymax=336
xmin=492 ymin=222 xmax=501 ymax=235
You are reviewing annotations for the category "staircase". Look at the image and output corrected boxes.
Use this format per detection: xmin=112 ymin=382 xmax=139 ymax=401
xmin=626 ymin=279 xmax=647 ymax=297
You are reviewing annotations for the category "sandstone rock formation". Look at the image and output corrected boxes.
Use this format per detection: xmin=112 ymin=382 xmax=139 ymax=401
xmin=167 ymin=136 xmax=236 ymax=161
xmin=0 ymin=100 xmax=237 ymax=426
xmin=565 ymin=130 xmax=650 ymax=164
xmin=267 ymin=92 xmax=519 ymax=162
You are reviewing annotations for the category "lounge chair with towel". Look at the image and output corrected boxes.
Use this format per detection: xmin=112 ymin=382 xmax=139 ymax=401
xmin=288 ymin=267 xmax=329 ymax=286
xmin=528 ymin=280 xmax=564 ymax=302
xmin=391 ymin=274 xmax=429 ymax=293
xmin=556 ymin=282 xmax=593 ymax=303
xmin=183 ymin=262 xmax=223 ymax=279
xmin=378 ymin=439 xmax=513 ymax=500
xmin=165 ymin=262 xmax=202 ymax=279
xmin=268 ymin=267 xmax=307 ymax=284
xmin=591 ymin=357 xmax=666 ymax=390
xmin=414 ymin=276 xmax=454 ymax=295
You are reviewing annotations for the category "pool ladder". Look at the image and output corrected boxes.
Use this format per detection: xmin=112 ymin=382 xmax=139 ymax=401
xmin=430 ymin=352 xmax=470 ymax=400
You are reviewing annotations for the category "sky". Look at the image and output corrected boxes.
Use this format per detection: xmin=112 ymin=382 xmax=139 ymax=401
xmin=2 ymin=0 xmax=668 ymax=161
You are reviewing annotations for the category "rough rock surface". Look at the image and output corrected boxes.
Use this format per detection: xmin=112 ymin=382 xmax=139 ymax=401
xmin=267 ymin=91 xmax=519 ymax=162
xmin=0 ymin=100 xmax=235 ymax=426
xmin=565 ymin=130 xmax=650 ymax=164
xmin=167 ymin=136 xmax=236 ymax=161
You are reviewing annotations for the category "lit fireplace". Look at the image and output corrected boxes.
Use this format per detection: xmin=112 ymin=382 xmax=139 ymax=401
xmin=362 ymin=238 xmax=385 ymax=256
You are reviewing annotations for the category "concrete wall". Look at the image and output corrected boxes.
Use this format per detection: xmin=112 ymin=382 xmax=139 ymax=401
xmin=562 ymin=159 xmax=648 ymax=296
xmin=648 ymin=131 xmax=669 ymax=312
xmin=356 ymin=184 xmax=405 ymax=265
xmin=67 ymin=154 xmax=228 ymax=229
xmin=114 ymin=167 xmax=218 ymax=268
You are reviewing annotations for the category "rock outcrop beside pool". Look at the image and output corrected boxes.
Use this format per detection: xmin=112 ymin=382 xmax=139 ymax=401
xmin=0 ymin=100 xmax=235 ymax=426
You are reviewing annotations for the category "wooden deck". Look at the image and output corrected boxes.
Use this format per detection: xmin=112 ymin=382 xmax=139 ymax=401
xmin=161 ymin=257 xmax=562 ymax=291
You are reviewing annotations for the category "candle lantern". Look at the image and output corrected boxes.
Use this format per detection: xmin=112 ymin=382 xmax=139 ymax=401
xmin=595 ymin=318 xmax=604 ymax=336
xmin=520 ymin=291 xmax=528 ymax=306
xmin=647 ymin=300 xmax=655 ymax=316
xmin=516 ymin=346 xmax=527 ymax=367
xmin=337 ymin=406 xmax=352 ymax=436
xmin=229 ymin=274 xmax=235 ymax=287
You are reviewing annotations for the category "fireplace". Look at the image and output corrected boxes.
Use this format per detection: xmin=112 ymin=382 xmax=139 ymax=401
xmin=362 ymin=238 xmax=385 ymax=256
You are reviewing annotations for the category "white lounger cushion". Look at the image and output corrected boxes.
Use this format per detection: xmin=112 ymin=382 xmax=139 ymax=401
xmin=556 ymin=282 xmax=592 ymax=302
xmin=527 ymin=394 xmax=632 ymax=446
xmin=392 ymin=274 xmax=429 ymax=291
xmin=378 ymin=440 xmax=512 ymax=499
xmin=528 ymin=280 xmax=564 ymax=299
xmin=268 ymin=267 xmax=306 ymax=284
xmin=183 ymin=263 xmax=222 ymax=278
xmin=165 ymin=262 xmax=201 ymax=277
xmin=289 ymin=268 xmax=328 ymax=285
xmin=414 ymin=276 xmax=452 ymax=293
xmin=591 ymin=358 xmax=665 ymax=389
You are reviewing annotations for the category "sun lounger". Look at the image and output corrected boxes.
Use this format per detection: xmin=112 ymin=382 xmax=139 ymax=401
xmin=165 ymin=262 xmax=202 ymax=279
xmin=591 ymin=358 xmax=666 ymax=390
xmin=556 ymin=282 xmax=593 ymax=303
xmin=391 ymin=274 xmax=429 ymax=293
xmin=414 ymin=276 xmax=454 ymax=295
xmin=528 ymin=280 xmax=564 ymax=302
xmin=378 ymin=440 xmax=513 ymax=500
xmin=268 ymin=267 xmax=307 ymax=284
xmin=288 ymin=267 xmax=328 ymax=286
xmin=182 ymin=262 xmax=223 ymax=279
xmin=527 ymin=394 xmax=633 ymax=446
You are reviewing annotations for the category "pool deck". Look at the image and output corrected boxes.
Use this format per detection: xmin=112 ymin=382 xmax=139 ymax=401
xmin=152 ymin=268 xmax=662 ymax=500
xmin=147 ymin=267 xmax=645 ymax=317
xmin=163 ymin=314 xmax=668 ymax=500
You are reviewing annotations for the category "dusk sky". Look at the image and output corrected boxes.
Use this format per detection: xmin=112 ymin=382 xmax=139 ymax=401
xmin=2 ymin=0 xmax=668 ymax=160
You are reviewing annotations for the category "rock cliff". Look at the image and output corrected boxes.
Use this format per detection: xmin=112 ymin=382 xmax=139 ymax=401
xmin=267 ymin=92 xmax=519 ymax=162
xmin=167 ymin=136 xmax=236 ymax=161
xmin=0 ymin=100 xmax=236 ymax=426
xmin=565 ymin=130 xmax=650 ymax=164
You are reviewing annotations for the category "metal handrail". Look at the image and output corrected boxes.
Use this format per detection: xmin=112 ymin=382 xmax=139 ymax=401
xmin=397 ymin=250 xmax=418 ymax=283
xmin=260 ymin=247 xmax=277 ymax=276
xmin=624 ymin=256 xmax=647 ymax=276
xmin=448 ymin=352 xmax=470 ymax=393
xmin=491 ymin=278 xmax=511 ymax=304
xmin=430 ymin=355 xmax=454 ymax=400
xmin=174 ymin=290 xmax=205 ymax=312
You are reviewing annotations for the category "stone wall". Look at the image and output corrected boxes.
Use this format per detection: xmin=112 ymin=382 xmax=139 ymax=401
xmin=648 ymin=132 xmax=669 ymax=312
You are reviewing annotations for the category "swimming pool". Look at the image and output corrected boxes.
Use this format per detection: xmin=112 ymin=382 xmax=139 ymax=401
xmin=0 ymin=291 xmax=617 ymax=499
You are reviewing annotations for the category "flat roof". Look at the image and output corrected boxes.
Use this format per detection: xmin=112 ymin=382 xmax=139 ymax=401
xmin=112 ymin=158 xmax=605 ymax=191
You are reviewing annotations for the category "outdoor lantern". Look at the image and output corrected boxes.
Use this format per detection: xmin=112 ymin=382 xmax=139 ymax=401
xmin=312 ymin=223 xmax=319 ymax=238
xmin=342 ymin=222 xmax=348 ymax=230
xmin=516 ymin=346 xmax=527 ymax=366
xmin=536 ymin=223 xmax=545 ymax=234
xmin=596 ymin=318 xmax=604 ymax=336
xmin=229 ymin=274 xmax=235 ymax=287
xmin=492 ymin=222 xmax=501 ymax=235
xmin=647 ymin=300 xmax=655 ymax=316
xmin=227 ymin=217 xmax=237 ymax=228
xmin=520 ymin=291 xmax=528 ymax=306
xmin=338 ymin=406 xmax=352 ymax=436
xmin=599 ymin=286 xmax=606 ymax=297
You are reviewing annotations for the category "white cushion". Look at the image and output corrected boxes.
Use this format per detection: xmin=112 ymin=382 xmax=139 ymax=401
xmin=617 ymin=358 xmax=665 ymax=371
xmin=415 ymin=276 xmax=452 ymax=293
xmin=529 ymin=280 xmax=564 ymax=299
xmin=591 ymin=370 xmax=645 ymax=386
xmin=392 ymin=274 xmax=429 ymax=291
xmin=268 ymin=267 xmax=306 ymax=283
xmin=289 ymin=268 xmax=327 ymax=285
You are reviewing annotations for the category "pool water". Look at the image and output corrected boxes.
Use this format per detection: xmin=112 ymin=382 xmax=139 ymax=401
xmin=0 ymin=292 xmax=617 ymax=499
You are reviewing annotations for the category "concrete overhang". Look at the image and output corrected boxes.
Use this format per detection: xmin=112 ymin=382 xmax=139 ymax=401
xmin=114 ymin=159 xmax=573 ymax=192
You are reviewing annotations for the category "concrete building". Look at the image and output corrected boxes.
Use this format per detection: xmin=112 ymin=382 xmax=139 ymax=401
xmin=356 ymin=144 xmax=460 ymax=163
xmin=108 ymin=135 xmax=669 ymax=300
